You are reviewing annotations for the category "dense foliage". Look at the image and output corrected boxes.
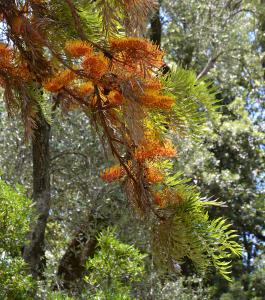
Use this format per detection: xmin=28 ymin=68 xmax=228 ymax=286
xmin=0 ymin=179 xmax=34 ymax=299
xmin=84 ymin=228 xmax=146 ymax=299
xmin=161 ymin=0 xmax=265 ymax=298
xmin=0 ymin=0 xmax=264 ymax=299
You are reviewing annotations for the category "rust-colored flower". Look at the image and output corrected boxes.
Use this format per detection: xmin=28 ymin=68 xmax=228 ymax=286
xmin=145 ymin=166 xmax=164 ymax=183
xmin=135 ymin=140 xmax=176 ymax=161
xmin=11 ymin=16 xmax=26 ymax=35
xmin=100 ymin=165 xmax=126 ymax=182
xmin=144 ymin=78 xmax=163 ymax=91
xmin=153 ymin=192 xmax=166 ymax=208
xmin=110 ymin=37 xmax=164 ymax=71
xmin=108 ymin=90 xmax=124 ymax=105
xmin=43 ymin=69 xmax=76 ymax=92
xmin=139 ymin=90 xmax=175 ymax=110
xmin=65 ymin=40 xmax=93 ymax=57
xmin=0 ymin=43 xmax=12 ymax=68
xmin=13 ymin=63 xmax=31 ymax=81
xmin=77 ymin=81 xmax=94 ymax=95
xmin=82 ymin=53 xmax=109 ymax=80
xmin=153 ymin=189 xmax=183 ymax=208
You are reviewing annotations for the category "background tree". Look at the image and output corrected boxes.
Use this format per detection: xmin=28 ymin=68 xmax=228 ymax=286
xmin=157 ymin=0 xmax=265 ymax=298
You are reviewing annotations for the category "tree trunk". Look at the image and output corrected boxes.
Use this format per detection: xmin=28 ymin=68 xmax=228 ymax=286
xmin=23 ymin=110 xmax=51 ymax=278
xmin=56 ymin=229 xmax=98 ymax=289
xmin=150 ymin=8 xmax=162 ymax=46
xmin=149 ymin=5 xmax=170 ymax=75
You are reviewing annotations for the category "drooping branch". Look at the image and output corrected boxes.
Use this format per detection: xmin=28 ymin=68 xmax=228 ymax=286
xmin=197 ymin=47 xmax=244 ymax=80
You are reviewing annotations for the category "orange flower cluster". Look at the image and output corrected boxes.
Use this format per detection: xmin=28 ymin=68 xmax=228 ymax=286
xmin=65 ymin=40 xmax=93 ymax=57
xmin=144 ymin=78 xmax=163 ymax=91
xmin=65 ymin=40 xmax=110 ymax=81
xmin=139 ymin=90 xmax=175 ymax=110
xmin=41 ymin=40 xmax=112 ymax=110
xmin=153 ymin=189 xmax=183 ymax=208
xmin=153 ymin=192 xmax=165 ymax=208
xmin=12 ymin=62 xmax=31 ymax=81
xmin=40 ymin=39 xmax=178 ymax=204
xmin=50 ymin=39 xmax=179 ymax=213
xmin=82 ymin=53 xmax=109 ymax=80
xmin=101 ymin=162 xmax=164 ymax=185
xmin=145 ymin=166 xmax=164 ymax=183
xmin=0 ymin=44 xmax=31 ymax=83
xmin=108 ymin=90 xmax=124 ymax=105
xmin=134 ymin=140 xmax=176 ymax=161
xmin=110 ymin=37 xmax=164 ymax=70
xmin=43 ymin=69 xmax=76 ymax=92
xmin=100 ymin=165 xmax=126 ymax=182
xmin=0 ymin=43 xmax=12 ymax=69
xmin=77 ymin=81 xmax=94 ymax=95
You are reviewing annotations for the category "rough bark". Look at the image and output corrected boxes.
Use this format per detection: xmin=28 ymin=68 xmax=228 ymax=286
xmin=149 ymin=5 xmax=170 ymax=75
xmin=23 ymin=110 xmax=51 ymax=278
xmin=150 ymin=8 xmax=162 ymax=46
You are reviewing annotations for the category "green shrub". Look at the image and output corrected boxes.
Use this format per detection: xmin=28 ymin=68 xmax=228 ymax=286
xmin=0 ymin=178 xmax=34 ymax=299
xmin=83 ymin=228 xmax=146 ymax=299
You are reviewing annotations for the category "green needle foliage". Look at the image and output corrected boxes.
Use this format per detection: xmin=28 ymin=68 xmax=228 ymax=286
xmin=0 ymin=178 xmax=33 ymax=256
xmin=50 ymin=0 xmax=102 ymax=43
xmin=145 ymin=66 xmax=240 ymax=280
xmin=152 ymin=173 xmax=242 ymax=281
xmin=0 ymin=178 xmax=34 ymax=299
xmin=161 ymin=67 xmax=219 ymax=137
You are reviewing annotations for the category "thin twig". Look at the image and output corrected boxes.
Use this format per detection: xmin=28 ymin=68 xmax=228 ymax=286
xmin=197 ymin=51 xmax=223 ymax=80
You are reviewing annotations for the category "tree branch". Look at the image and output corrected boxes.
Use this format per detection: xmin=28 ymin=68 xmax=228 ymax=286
xmin=197 ymin=51 xmax=223 ymax=80
xmin=64 ymin=0 xmax=87 ymax=40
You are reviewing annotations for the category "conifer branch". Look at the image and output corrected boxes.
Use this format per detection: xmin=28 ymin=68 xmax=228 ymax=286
xmin=64 ymin=0 xmax=87 ymax=40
